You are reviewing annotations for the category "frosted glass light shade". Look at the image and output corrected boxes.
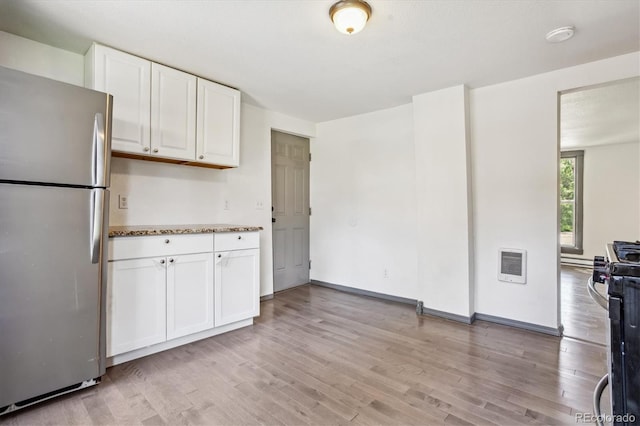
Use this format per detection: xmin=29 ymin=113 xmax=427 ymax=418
xmin=329 ymin=0 xmax=372 ymax=35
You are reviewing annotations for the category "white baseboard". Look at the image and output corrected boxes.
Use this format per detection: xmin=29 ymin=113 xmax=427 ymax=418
xmin=106 ymin=318 xmax=254 ymax=367
xmin=561 ymin=256 xmax=592 ymax=267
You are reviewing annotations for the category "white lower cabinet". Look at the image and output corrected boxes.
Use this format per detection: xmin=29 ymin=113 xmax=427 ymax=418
xmin=107 ymin=257 xmax=167 ymax=357
xmin=214 ymin=248 xmax=260 ymax=327
xmin=167 ymin=253 xmax=214 ymax=339
xmin=107 ymin=253 xmax=213 ymax=357
xmin=106 ymin=231 xmax=260 ymax=364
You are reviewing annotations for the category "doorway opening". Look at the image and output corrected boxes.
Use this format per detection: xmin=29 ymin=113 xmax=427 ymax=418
xmin=271 ymin=130 xmax=311 ymax=293
xmin=558 ymin=77 xmax=639 ymax=344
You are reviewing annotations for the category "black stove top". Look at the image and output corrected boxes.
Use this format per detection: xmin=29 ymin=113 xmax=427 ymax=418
xmin=613 ymin=241 xmax=640 ymax=263
xmin=609 ymin=241 xmax=640 ymax=278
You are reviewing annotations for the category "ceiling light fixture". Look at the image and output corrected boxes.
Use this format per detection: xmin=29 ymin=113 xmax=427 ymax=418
xmin=545 ymin=26 xmax=575 ymax=43
xmin=329 ymin=0 xmax=372 ymax=35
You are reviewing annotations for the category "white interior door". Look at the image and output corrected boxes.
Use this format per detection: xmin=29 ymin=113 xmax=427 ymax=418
xmin=271 ymin=130 xmax=310 ymax=292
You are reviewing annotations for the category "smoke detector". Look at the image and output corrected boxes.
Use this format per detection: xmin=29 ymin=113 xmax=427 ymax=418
xmin=546 ymin=26 xmax=575 ymax=43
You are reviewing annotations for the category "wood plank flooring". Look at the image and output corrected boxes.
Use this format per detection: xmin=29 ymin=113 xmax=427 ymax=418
xmin=561 ymin=265 xmax=607 ymax=345
xmin=1 ymin=284 xmax=606 ymax=425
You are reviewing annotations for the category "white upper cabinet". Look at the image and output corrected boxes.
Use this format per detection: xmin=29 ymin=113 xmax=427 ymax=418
xmin=151 ymin=63 xmax=197 ymax=161
xmin=85 ymin=44 xmax=151 ymax=154
xmin=84 ymin=43 xmax=240 ymax=168
xmin=196 ymin=78 xmax=240 ymax=167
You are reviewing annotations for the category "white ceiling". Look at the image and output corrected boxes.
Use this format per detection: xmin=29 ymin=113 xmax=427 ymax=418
xmin=0 ymin=0 xmax=638 ymax=123
xmin=561 ymin=78 xmax=640 ymax=149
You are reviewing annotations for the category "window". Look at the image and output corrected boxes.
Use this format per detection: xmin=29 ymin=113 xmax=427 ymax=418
xmin=560 ymin=150 xmax=584 ymax=254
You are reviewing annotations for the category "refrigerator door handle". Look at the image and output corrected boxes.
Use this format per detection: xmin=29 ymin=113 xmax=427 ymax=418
xmin=92 ymin=112 xmax=106 ymax=188
xmin=90 ymin=189 xmax=104 ymax=264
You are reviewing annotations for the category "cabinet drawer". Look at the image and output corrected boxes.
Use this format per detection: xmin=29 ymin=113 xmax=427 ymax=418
xmin=109 ymin=234 xmax=214 ymax=261
xmin=214 ymin=232 xmax=259 ymax=252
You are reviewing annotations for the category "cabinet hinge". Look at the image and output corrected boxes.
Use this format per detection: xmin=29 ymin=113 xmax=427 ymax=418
xmin=309 ymin=153 xmax=312 ymax=162
xmin=309 ymin=260 xmax=311 ymax=270
xmin=309 ymin=207 xmax=312 ymax=216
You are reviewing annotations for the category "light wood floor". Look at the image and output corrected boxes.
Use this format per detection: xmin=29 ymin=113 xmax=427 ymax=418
xmin=560 ymin=265 xmax=607 ymax=345
xmin=1 ymin=284 xmax=607 ymax=425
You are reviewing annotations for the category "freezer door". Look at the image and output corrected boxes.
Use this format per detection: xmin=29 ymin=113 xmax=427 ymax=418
xmin=0 ymin=183 xmax=107 ymax=407
xmin=0 ymin=66 xmax=112 ymax=187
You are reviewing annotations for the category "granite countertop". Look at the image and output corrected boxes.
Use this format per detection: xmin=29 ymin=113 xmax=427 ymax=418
xmin=109 ymin=224 xmax=263 ymax=238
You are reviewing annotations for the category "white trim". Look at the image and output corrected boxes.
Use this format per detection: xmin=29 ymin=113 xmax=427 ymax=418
xmin=106 ymin=318 xmax=253 ymax=366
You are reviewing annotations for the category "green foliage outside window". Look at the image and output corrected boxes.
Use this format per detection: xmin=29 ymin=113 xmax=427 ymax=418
xmin=560 ymin=158 xmax=575 ymax=232
xmin=561 ymin=203 xmax=574 ymax=232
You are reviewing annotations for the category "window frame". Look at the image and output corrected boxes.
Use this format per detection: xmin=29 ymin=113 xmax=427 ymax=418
xmin=560 ymin=150 xmax=584 ymax=255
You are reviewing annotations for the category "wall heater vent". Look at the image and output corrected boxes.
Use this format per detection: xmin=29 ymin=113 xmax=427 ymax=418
xmin=498 ymin=248 xmax=527 ymax=284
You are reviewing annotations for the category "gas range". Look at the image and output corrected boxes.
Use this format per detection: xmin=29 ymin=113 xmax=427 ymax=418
xmin=592 ymin=241 xmax=640 ymax=425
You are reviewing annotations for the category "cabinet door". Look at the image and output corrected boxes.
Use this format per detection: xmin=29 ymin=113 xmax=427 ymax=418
xmin=90 ymin=45 xmax=151 ymax=155
xmin=196 ymin=78 xmax=240 ymax=167
xmin=151 ymin=63 xmax=197 ymax=161
xmin=166 ymin=253 xmax=214 ymax=340
xmin=107 ymin=258 xmax=166 ymax=357
xmin=214 ymin=249 xmax=260 ymax=327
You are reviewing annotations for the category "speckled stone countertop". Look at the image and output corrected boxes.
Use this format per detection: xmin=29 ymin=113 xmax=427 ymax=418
xmin=109 ymin=224 xmax=263 ymax=238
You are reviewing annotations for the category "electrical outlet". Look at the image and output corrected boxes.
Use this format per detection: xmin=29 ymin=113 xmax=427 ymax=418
xmin=256 ymin=200 xmax=264 ymax=210
xmin=383 ymin=268 xmax=389 ymax=279
xmin=118 ymin=194 xmax=128 ymax=209
xmin=224 ymin=200 xmax=230 ymax=210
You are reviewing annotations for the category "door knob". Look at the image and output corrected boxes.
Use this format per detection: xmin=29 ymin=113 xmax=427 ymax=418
xmin=160 ymin=259 xmax=165 ymax=264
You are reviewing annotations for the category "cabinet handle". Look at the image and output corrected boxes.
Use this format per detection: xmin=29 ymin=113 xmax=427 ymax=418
xmin=169 ymin=258 xmax=174 ymax=263
xmin=217 ymin=254 xmax=222 ymax=258
xmin=153 ymin=148 xmax=159 ymax=153
xmin=160 ymin=259 xmax=165 ymax=264
xmin=199 ymin=155 xmax=204 ymax=160
xmin=143 ymin=146 xmax=150 ymax=152
xmin=165 ymin=239 xmax=170 ymax=244
xmin=237 ymin=235 xmax=242 ymax=240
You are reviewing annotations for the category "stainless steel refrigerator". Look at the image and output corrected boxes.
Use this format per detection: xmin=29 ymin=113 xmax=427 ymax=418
xmin=0 ymin=66 xmax=112 ymax=414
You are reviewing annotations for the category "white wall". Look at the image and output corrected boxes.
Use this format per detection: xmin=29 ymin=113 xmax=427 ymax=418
xmin=310 ymin=104 xmax=418 ymax=299
xmin=0 ymin=31 xmax=316 ymax=297
xmin=471 ymin=52 xmax=639 ymax=329
xmin=312 ymin=52 xmax=638 ymax=330
xmin=413 ymin=86 xmax=474 ymax=317
xmin=581 ymin=141 xmax=640 ymax=260
xmin=0 ymin=31 xmax=83 ymax=85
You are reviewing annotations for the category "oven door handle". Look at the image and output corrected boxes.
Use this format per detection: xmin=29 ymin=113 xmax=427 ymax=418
xmin=593 ymin=373 xmax=608 ymax=426
xmin=588 ymin=277 xmax=608 ymax=311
